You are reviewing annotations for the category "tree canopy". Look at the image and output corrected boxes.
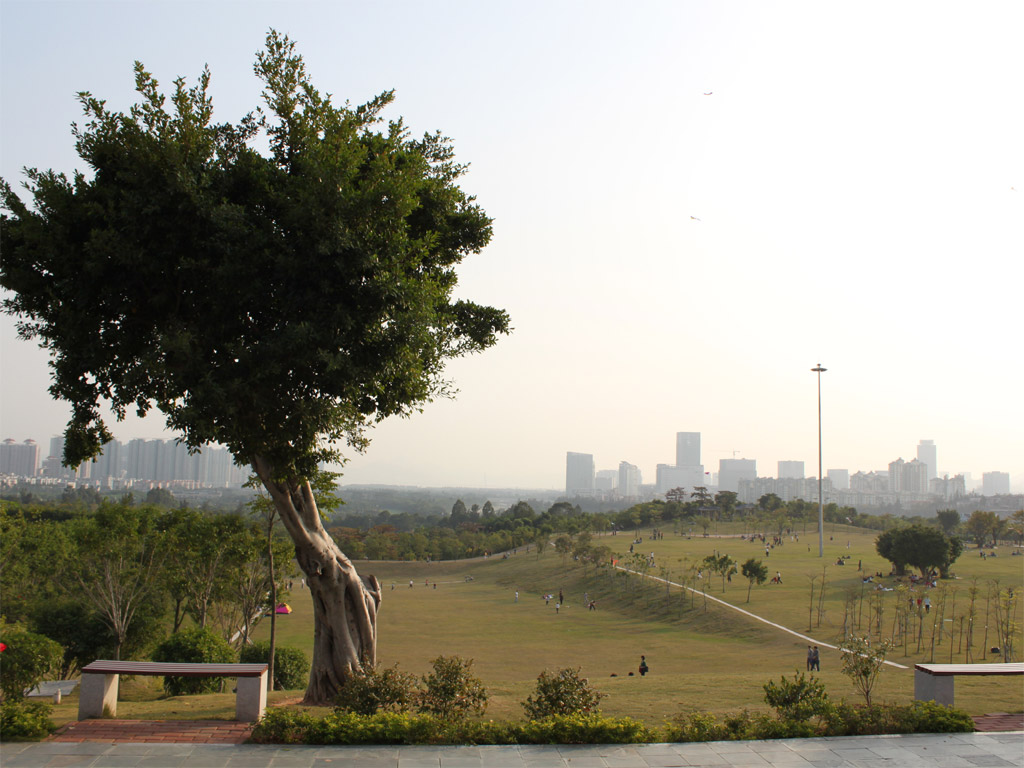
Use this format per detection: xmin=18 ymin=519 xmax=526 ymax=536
xmin=874 ymin=524 xmax=963 ymax=578
xmin=0 ymin=30 xmax=509 ymax=479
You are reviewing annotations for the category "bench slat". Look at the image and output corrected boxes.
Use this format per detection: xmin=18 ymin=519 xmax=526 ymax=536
xmin=82 ymin=661 xmax=267 ymax=678
xmin=915 ymin=663 xmax=1024 ymax=676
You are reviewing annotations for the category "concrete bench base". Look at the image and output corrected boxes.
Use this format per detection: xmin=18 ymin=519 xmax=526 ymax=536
xmin=78 ymin=661 xmax=268 ymax=722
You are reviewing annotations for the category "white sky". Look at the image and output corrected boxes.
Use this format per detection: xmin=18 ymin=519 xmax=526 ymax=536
xmin=1 ymin=1 xmax=1021 ymax=491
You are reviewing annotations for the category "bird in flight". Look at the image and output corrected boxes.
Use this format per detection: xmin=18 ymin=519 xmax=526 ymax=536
xmin=704 ymin=92 xmax=713 ymax=95
xmin=690 ymin=216 xmax=701 ymax=221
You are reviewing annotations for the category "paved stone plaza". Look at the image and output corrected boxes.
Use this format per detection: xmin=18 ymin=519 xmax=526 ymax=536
xmin=2 ymin=732 xmax=1022 ymax=768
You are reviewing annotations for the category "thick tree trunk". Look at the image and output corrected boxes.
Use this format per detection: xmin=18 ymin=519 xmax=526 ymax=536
xmin=254 ymin=457 xmax=381 ymax=705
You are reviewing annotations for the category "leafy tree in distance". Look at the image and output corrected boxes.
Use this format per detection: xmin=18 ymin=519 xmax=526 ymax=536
xmin=964 ymin=510 xmax=1001 ymax=547
xmin=875 ymin=525 xmax=963 ymax=579
xmin=740 ymin=557 xmax=768 ymax=603
xmin=0 ymin=31 xmax=509 ymax=703
xmin=935 ymin=509 xmax=961 ymax=535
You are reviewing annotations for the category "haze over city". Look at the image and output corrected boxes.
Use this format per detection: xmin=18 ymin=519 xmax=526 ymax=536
xmin=2 ymin=2 xmax=1021 ymax=492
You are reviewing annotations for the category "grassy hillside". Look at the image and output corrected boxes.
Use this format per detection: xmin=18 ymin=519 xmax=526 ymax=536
xmin=254 ymin=524 xmax=1023 ymax=722
xmin=43 ymin=524 xmax=1021 ymax=727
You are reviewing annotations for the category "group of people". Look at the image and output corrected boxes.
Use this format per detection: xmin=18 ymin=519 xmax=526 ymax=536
xmin=806 ymin=645 xmax=820 ymax=671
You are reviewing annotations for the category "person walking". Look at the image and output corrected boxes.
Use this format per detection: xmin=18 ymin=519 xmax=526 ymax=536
xmin=811 ymin=646 xmax=820 ymax=671
xmin=515 ymin=590 xmax=519 ymax=603
xmin=639 ymin=655 xmax=649 ymax=676
xmin=806 ymin=645 xmax=814 ymax=671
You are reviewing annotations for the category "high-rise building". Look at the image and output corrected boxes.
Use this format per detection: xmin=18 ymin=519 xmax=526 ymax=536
xmin=888 ymin=458 xmax=928 ymax=494
xmin=0 ymin=439 xmax=39 ymax=477
xmin=594 ymin=469 xmax=618 ymax=492
xmin=917 ymin=440 xmax=937 ymax=481
xmin=777 ymin=461 xmax=805 ymax=479
xmin=718 ymin=458 xmax=756 ymax=493
xmin=565 ymin=452 xmax=595 ymax=496
xmin=676 ymin=432 xmax=701 ymax=467
xmin=656 ymin=464 xmax=706 ymax=494
xmin=982 ymin=472 xmax=1010 ymax=496
xmin=827 ymin=469 xmax=850 ymax=490
xmin=618 ymin=461 xmax=641 ymax=498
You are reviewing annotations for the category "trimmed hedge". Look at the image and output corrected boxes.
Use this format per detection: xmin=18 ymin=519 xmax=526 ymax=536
xmin=250 ymin=701 xmax=971 ymax=745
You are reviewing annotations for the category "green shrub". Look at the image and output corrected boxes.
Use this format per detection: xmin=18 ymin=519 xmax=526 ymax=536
xmin=239 ymin=642 xmax=310 ymax=690
xmin=763 ymin=670 xmax=831 ymax=722
xmin=663 ymin=711 xmax=730 ymax=742
xmin=30 ymin=600 xmax=112 ymax=678
xmin=418 ymin=656 xmax=488 ymax=720
xmin=520 ymin=713 xmax=651 ymax=744
xmin=821 ymin=700 xmax=974 ymax=736
xmin=151 ymin=627 xmax=235 ymax=696
xmin=333 ymin=662 xmax=417 ymax=715
xmin=0 ymin=623 xmax=64 ymax=701
xmin=899 ymin=700 xmax=974 ymax=733
xmin=0 ymin=699 xmax=55 ymax=740
xmin=522 ymin=668 xmax=604 ymax=719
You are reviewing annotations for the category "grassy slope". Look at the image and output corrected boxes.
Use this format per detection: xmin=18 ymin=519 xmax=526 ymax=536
xmin=260 ymin=524 xmax=1023 ymax=722
xmin=48 ymin=524 xmax=1023 ymax=726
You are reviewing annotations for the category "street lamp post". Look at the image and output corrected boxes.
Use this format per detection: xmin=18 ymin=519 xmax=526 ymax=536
xmin=811 ymin=364 xmax=827 ymax=557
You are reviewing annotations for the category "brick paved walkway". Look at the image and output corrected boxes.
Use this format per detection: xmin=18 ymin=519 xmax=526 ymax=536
xmin=974 ymin=712 xmax=1024 ymax=732
xmin=50 ymin=719 xmax=253 ymax=744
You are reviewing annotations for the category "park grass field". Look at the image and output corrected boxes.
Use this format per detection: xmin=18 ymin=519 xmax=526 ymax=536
xmin=46 ymin=523 xmax=1023 ymax=728
xmin=253 ymin=523 xmax=1023 ymax=723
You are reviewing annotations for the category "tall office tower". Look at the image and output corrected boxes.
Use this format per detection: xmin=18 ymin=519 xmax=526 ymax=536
xmin=718 ymin=458 xmax=756 ymax=493
xmin=657 ymin=463 xmax=706 ymax=494
xmin=618 ymin=461 xmax=641 ymax=498
xmin=917 ymin=440 xmax=937 ymax=481
xmin=827 ymin=469 xmax=850 ymax=490
xmin=565 ymin=452 xmax=595 ymax=496
xmin=982 ymin=472 xmax=1010 ymax=496
xmin=594 ymin=469 xmax=618 ymax=491
xmin=0 ymin=439 xmax=40 ymax=477
xmin=777 ymin=461 xmax=805 ymax=479
xmin=676 ymin=432 xmax=701 ymax=467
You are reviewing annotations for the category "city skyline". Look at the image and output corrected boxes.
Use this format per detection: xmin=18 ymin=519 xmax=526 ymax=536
xmin=2 ymin=2 xmax=1022 ymax=492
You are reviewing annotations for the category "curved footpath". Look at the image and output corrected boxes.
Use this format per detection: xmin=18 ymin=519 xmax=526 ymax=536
xmin=2 ymin=731 xmax=1022 ymax=767
xmin=616 ymin=567 xmax=909 ymax=669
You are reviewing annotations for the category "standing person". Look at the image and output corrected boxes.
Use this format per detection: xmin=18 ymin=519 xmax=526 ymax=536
xmin=559 ymin=589 xmax=564 ymax=605
xmin=811 ymin=646 xmax=820 ymax=671
xmin=806 ymin=645 xmax=814 ymax=671
xmin=515 ymin=590 xmax=519 ymax=603
xmin=639 ymin=655 xmax=649 ymax=676
xmin=555 ymin=602 xmax=560 ymax=614
xmin=924 ymin=596 xmax=931 ymax=613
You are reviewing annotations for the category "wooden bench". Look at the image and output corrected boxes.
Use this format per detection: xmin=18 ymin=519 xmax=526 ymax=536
xmin=914 ymin=662 xmax=1024 ymax=707
xmin=79 ymin=660 xmax=268 ymax=722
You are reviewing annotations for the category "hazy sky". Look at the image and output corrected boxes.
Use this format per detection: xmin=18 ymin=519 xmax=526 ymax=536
xmin=2 ymin=1 xmax=1021 ymax=491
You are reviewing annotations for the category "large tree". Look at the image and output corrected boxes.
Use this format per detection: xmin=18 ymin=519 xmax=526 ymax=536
xmin=0 ymin=31 xmax=509 ymax=703
xmin=875 ymin=524 xmax=963 ymax=579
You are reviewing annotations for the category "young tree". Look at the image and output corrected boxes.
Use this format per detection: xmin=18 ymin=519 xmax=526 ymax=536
xmin=74 ymin=504 xmax=166 ymax=660
xmin=741 ymin=557 xmax=768 ymax=603
xmin=0 ymin=32 xmax=508 ymax=703
xmin=839 ymin=635 xmax=891 ymax=706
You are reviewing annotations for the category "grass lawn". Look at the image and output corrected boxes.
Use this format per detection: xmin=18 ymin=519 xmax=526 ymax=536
xmin=50 ymin=523 xmax=1023 ymax=728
